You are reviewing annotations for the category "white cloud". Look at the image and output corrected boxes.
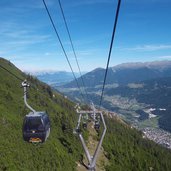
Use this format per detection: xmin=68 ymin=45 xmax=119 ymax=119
xmin=0 ymin=0 xmax=54 ymax=13
xmin=0 ymin=21 xmax=53 ymax=55
xmin=158 ymin=55 xmax=171 ymax=59
xmin=123 ymin=44 xmax=171 ymax=51
xmin=71 ymin=0 xmax=114 ymax=7
xmin=45 ymin=52 xmax=50 ymax=56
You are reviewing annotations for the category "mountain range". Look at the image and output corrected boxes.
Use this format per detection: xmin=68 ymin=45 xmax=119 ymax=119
xmin=56 ymin=60 xmax=171 ymax=133
xmin=63 ymin=60 xmax=171 ymax=88
xmin=33 ymin=71 xmax=85 ymax=86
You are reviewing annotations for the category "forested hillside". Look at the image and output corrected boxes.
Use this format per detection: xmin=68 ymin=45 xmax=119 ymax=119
xmin=1 ymin=57 xmax=171 ymax=171
xmin=103 ymin=116 xmax=171 ymax=171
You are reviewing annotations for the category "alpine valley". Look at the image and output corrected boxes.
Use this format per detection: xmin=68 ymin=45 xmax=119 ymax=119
xmin=55 ymin=61 xmax=171 ymax=135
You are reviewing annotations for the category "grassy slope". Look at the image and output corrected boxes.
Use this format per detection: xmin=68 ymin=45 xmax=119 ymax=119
xmin=1 ymin=58 xmax=171 ymax=171
xmin=0 ymin=58 xmax=82 ymax=171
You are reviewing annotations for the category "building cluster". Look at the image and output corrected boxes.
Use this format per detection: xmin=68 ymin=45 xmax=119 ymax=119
xmin=142 ymin=128 xmax=171 ymax=149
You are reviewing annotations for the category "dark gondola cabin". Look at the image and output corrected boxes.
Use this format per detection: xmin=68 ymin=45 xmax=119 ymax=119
xmin=82 ymin=122 xmax=87 ymax=129
xmin=94 ymin=120 xmax=100 ymax=131
xmin=23 ymin=112 xmax=50 ymax=143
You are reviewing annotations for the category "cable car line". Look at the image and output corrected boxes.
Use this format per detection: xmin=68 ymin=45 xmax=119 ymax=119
xmin=0 ymin=0 xmax=121 ymax=162
xmin=0 ymin=64 xmax=24 ymax=81
xmin=58 ymin=0 xmax=89 ymax=102
xmin=42 ymin=0 xmax=85 ymax=102
xmin=74 ymin=1 xmax=122 ymax=169
xmin=99 ymin=0 xmax=121 ymax=108
xmin=0 ymin=64 xmax=47 ymax=95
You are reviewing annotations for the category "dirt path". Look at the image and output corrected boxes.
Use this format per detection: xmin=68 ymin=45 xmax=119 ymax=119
xmin=76 ymin=122 xmax=108 ymax=171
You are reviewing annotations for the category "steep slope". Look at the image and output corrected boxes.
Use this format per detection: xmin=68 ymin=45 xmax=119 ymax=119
xmin=0 ymin=58 xmax=82 ymax=171
xmin=1 ymin=58 xmax=171 ymax=171
xmin=103 ymin=116 xmax=171 ymax=171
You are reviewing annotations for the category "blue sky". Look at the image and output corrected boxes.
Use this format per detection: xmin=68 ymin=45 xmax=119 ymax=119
xmin=1 ymin=0 xmax=171 ymax=72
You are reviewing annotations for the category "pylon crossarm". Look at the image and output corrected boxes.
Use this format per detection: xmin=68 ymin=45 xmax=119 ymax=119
xmin=77 ymin=111 xmax=101 ymax=114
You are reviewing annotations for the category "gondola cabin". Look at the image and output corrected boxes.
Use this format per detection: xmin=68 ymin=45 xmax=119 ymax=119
xmin=82 ymin=122 xmax=87 ymax=129
xmin=94 ymin=120 xmax=100 ymax=131
xmin=23 ymin=112 xmax=50 ymax=143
